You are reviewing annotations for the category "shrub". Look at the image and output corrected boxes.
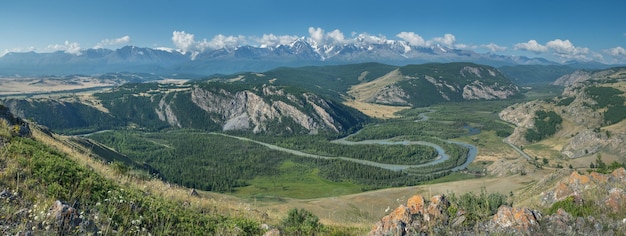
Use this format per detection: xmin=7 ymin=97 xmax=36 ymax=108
xmin=546 ymin=196 xmax=594 ymax=217
xmin=281 ymin=208 xmax=321 ymax=235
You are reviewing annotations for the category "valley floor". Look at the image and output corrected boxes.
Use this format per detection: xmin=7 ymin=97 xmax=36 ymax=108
xmin=255 ymin=167 xmax=546 ymax=228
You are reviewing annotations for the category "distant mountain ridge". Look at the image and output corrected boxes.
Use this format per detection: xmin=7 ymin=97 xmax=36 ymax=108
xmin=1 ymin=37 xmax=594 ymax=76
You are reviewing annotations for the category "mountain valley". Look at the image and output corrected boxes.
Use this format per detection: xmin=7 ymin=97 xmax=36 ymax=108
xmin=1 ymin=62 xmax=625 ymax=235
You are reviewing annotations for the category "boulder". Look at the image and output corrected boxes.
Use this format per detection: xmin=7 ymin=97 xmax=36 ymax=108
xmin=605 ymin=188 xmax=626 ymax=213
xmin=487 ymin=206 xmax=541 ymax=234
xmin=49 ymin=200 xmax=82 ymax=233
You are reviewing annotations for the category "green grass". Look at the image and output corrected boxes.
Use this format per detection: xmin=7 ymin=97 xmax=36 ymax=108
xmin=522 ymin=84 xmax=565 ymax=100
xmin=453 ymin=130 xmax=511 ymax=154
xmin=524 ymin=143 xmax=563 ymax=159
xmin=233 ymin=160 xmax=364 ymax=199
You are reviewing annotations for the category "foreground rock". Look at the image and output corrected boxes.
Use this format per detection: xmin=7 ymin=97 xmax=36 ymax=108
xmin=370 ymin=168 xmax=626 ymax=235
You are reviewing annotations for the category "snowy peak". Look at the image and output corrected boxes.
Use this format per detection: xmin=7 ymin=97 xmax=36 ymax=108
xmin=0 ymin=37 xmax=579 ymax=76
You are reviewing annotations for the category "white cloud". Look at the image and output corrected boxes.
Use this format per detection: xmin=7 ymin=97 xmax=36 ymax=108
xmin=327 ymin=29 xmax=346 ymax=43
xmin=396 ymin=32 xmax=427 ymax=47
xmin=172 ymin=31 xmax=248 ymax=59
xmin=200 ymin=34 xmax=246 ymax=50
xmin=396 ymin=32 xmax=458 ymax=48
xmin=255 ymin=34 xmax=299 ymax=47
xmin=545 ymin=39 xmax=589 ymax=58
xmin=307 ymin=27 xmax=356 ymax=45
xmin=481 ymin=43 xmax=507 ymax=52
xmin=514 ymin=39 xmax=590 ymax=60
xmin=432 ymin=34 xmax=456 ymax=47
xmin=95 ymin=35 xmax=130 ymax=49
xmin=606 ymin=46 xmax=626 ymax=57
xmin=308 ymin=27 xmax=325 ymax=44
xmin=47 ymin=41 xmax=82 ymax=55
xmin=172 ymin=31 xmax=196 ymax=54
xmin=514 ymin=40 xmax=548 ymax=53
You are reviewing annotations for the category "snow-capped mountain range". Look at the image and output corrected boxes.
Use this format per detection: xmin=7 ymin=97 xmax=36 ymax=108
xmin=0 ymin=37 xmax=600 ymax=76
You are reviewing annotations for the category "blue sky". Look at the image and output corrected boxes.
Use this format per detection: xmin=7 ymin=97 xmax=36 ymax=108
xmin=2 ymin=0 xmax=625 ymax=63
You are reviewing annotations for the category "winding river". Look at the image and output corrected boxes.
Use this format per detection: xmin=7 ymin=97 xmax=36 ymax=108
xmin=213 ymin=109 xmax=478 ymax=172
xmin=80 ymin=109 xmax=478 ymax=172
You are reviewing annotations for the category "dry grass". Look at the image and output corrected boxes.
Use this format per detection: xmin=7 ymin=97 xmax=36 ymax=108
xmin=0 ymin=77 xmax=118 ymax=97
xmin=254 ymin=171 xmax=547 ymax=229
xmin=342 ymin=100 xmax=409 ymax=119
xmin=347 ymin=69 xmax=403 ymax=102
xmin=341 ymin=69 xmax=411 ymax=119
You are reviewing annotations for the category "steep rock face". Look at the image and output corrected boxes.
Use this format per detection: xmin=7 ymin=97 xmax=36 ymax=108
xmin=462 ymin=80 xmax=519 ymax=100
xmin=155 ymin=95 xmax=181 ymax=128
xmin=190 ymin=85 xmax=344 ymax=133
xmin=458 ymin=66 xmax=519 ymax=100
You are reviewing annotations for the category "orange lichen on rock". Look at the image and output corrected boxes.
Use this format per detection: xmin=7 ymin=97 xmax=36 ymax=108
xmin=568 ymin=171 xmax=591 ymax=186
xmin=589 ymin=172 xmax=608 ymax=182
xmin=611 ymin=168 xmax=626 ymax=181
xmin=491 ymin=206 xmax=540 ymax=233
xmin=406 ymin=194 xmax=424 ymax=215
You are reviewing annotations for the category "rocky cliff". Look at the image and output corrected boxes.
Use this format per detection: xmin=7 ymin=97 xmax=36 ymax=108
xmin=553 ymin=67 xmax=626 ymax=86
xmin=188 ymin=84 xmax=352 ymax=133
xmin=500 ymin=66 xmax=626 ymax=158
xmin=363 ymin=63 xmax=520 ymax=107
xmin=2 ymin=81 xmax=367 ymax=135
xmin=369 ymin=168 xmax=626 ymax=235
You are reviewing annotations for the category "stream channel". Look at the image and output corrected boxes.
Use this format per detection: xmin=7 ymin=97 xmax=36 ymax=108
xmin=213 ymin=109 xmax=478 ymax=172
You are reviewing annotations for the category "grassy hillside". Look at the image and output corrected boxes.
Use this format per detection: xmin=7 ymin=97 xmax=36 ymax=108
xmin=0 ymin=122 xmax=264 ymax=235
xmin=0 ymin=110 xmax=366 ymax=235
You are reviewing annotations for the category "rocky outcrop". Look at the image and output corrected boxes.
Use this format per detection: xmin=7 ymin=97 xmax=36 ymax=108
xmin=371 ymin=169 xmax=626 ymax=235
xmin=369 ymin=194 xmax=450 ymax=235
xmin=367 ymin=84 xmax=411 ymax=106
xmin=462 ymin=80 xmax=519 ymax=100
xmin=49 ymin=200 xmax=83 ymax=233
xmin=553 ymin=68 xmax=626 ymax=86
xmin=155 ymin=95 xmax=181 ymax=128
xmin=500 ymin=67 xmax=626 ymax=157
xmin=553 ymin=70 xmax=594 ymax=86
xmin=190 ymin=85 xmax=352 ymax=133
xmin=561 ymin=130 xmax=606 ymax=158
xmin=498 ymin=100 xmax=546 ymax=146
xmin=484 ymin=206 xmax=541 ymax=234
xmin=360 ymin=63 xmax=520 ymax=107
xmin=424 ymin=75 xmax=458 ymax=101
xmin=0 ymin=104 xmax=30 ymax=137
xmin=541 ymin=168 xmax=626 ymax=208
